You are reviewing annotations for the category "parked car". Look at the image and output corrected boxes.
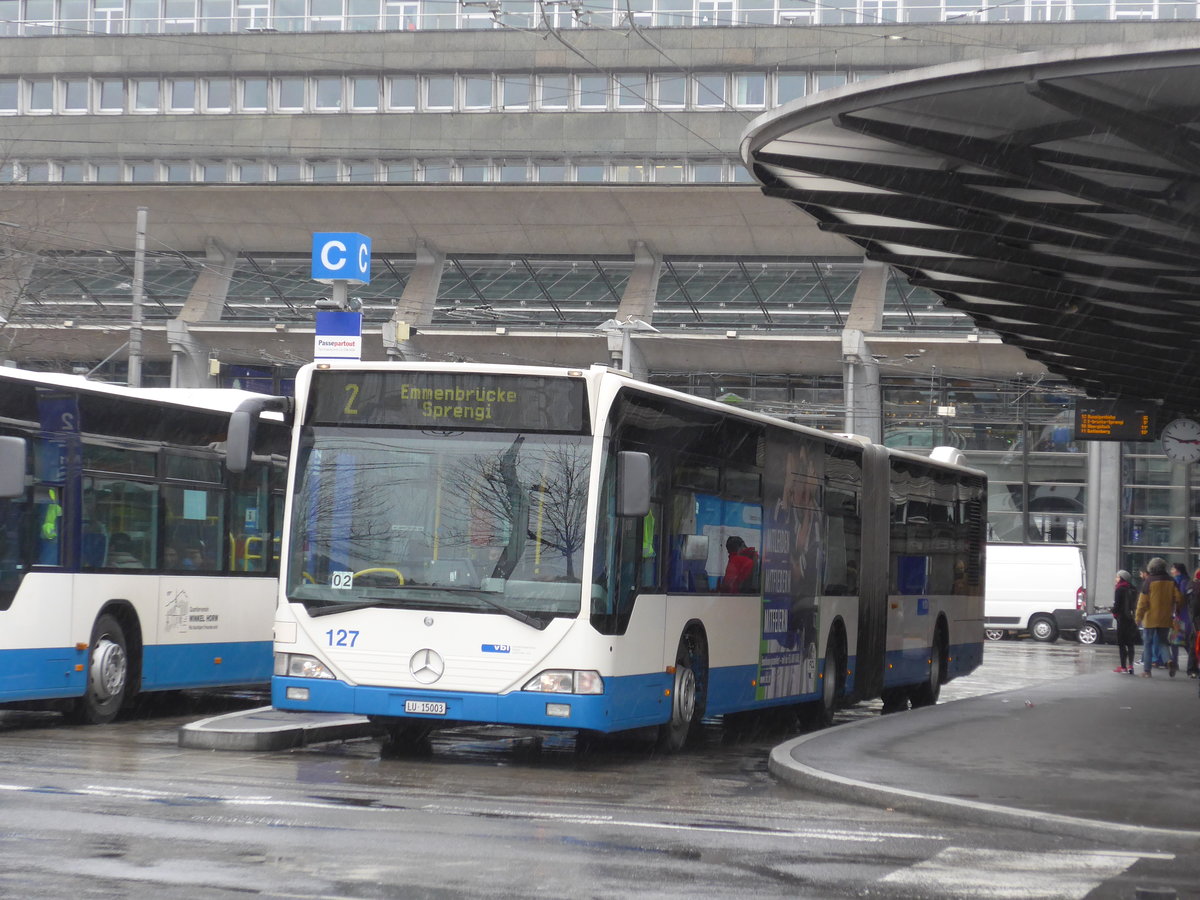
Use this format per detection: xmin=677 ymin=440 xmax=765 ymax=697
xmin=1076 ymin=610 xmax=1141 ymax=646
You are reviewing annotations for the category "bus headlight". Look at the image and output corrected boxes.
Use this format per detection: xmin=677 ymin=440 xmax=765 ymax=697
xmin=274 ymin=652 xmax=335 ymax=679
xmin=522 ymin=669 xmax=604 ymax=695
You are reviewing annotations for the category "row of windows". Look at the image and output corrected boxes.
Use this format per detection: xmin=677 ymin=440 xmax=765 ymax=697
xmin=0 ymin=70 xmax=832 ymax=115
xmin=0 ymin=0 xmax=1194 ymax=35
xmin=0 ymin=157 xmax=757 ymax=183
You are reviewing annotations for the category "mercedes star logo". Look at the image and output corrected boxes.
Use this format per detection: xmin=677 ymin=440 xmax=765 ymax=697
xmin=409 ymin=648 xmax=445 ymax=684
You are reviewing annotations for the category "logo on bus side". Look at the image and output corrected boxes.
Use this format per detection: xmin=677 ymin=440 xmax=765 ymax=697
xmin=163 ymin=589 xmax=220 ymax=633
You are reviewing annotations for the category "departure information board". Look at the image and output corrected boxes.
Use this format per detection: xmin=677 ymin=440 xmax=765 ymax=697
xmin=1073 ymin=400 xmax=1154 ymax=441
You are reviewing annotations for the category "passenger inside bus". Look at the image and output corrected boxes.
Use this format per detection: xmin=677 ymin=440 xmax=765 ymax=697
xmin=720 ymin=535 xmax=759 ymax=593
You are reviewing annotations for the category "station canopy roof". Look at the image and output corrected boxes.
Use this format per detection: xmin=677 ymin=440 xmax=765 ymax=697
xmin=742 ymin=40 xmax=1200 ymax=416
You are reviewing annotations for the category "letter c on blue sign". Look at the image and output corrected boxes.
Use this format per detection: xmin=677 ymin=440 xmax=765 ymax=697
xmin=320 ymin=240 xmax=348 ymax=272
xmin=311 ymin=232 xmax=371 ymax=284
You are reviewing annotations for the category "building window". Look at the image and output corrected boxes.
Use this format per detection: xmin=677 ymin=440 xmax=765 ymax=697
xmin=655 ymin=74 xmax=685 ymax=108
xmin=497 ymin=159 xmax=529 ymax=182
xmin=462 ymin=75 xmax=492 ymax=110
xmin=576 ymin=74 xmax=608 ymax=109
xmin=351 ymin=76 xmax=379 ymax=109
xmin=653 ymin=161 xmax=685 ymax=182
xmin=28 ymin=78 xmax=54 ymax=112
xmin=204 ymin=78 xmax=232 ymax=111
xmin=235 ymin=161 xmax=264 ymax=181
xmin=424 ymin=75 xmax=454 ymax=110
xmin=535 ymin=161 xmax=567 ymax=182
xmin=776 ymin=72 xmax=807 ymax=105
xmin=386 ymin=161 xmax=415 ymax=182
xmin=500 ymin=75 xmax=530 ymax=110
xmin=277 ymin=76 xmax=305 ymax=110
xmin=314 ymin=76 xmax=343 ymax=110
xmin=310 ymin=161 xmax=340 ymax=183
xmin=132 ymin=78 xmax=160 ymax=111
xmin=388 ymin=75 xmax=417 ymax=109
xmin=692 ymin=161 xmax=725 ymax=182
xmin=616 ymin=73 xmax=646 ymax=109
xmin=59 ymin=162 xmax=86 ymax=182
xmin=241 ymin=77 xmax=268 ymax=110
xmin=98 ymin=78 xmax=125 ymax=112
xmin=422 ymin=158 xmax=452 ymax=183
xmin=575 ymin=161 xmax=606 ymax=182
xmin=459 ymin=162 xmax=489 ymax=182
xmin=346 ymin=161 xmax=376 ymax=182
xmin=128 ymin=161 xmax=158 ymax=182
xmin=0 ymin=80 xmax=17 ymax=113
xmin=538 ymin=75 xmax=569 ymax=110
xmin=62 ymin=78 xmax=89 ymax=112
xmin=165 ymin=161 xmax=192 ymax=182
xmin=734 ymin=73 xmax=766 ymax=108
xmin=273 ymin=162 xmax=303 ymax=182
xmin=200 ymin=162 xmax=228 ymax=182
xmin=694 ymin=73 xmax=726 ymax=108
xmin=169 ymin=78 xmax=196 ymax=111
xmin=93 ymin=162 xmax=121 ymax=182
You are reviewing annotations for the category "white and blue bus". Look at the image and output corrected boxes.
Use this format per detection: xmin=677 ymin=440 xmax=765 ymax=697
xmin=0 ymin=369 xmax=288 ymax=723
xmin=240 ymin=362 xmax=985 ymax=749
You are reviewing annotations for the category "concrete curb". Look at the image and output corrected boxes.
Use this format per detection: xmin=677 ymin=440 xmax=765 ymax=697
xmin=768 ymin=713 xmax=1200 ymax=852
xmin=178 ymin=706 xmax=383 ymax=751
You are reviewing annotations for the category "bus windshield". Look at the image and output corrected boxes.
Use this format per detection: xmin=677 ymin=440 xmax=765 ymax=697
xmin=288 ymin=427 xmax=592 ymax=621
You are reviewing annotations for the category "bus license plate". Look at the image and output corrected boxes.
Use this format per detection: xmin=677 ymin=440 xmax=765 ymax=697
xmin=404 ymin=700 xmax=446 ymax=715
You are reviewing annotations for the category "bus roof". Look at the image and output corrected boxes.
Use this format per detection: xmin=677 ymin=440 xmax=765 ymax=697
xmin=0 ymin=367 xmax=285 ymax=420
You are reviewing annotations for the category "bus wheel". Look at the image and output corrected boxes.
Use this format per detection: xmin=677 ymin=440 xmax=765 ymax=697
xmin=656 ymin=632 xmax=706 ymax=752
xmin=812 ymin=631 xmax=845 ymax=729
xmin=911 ymin=626 xmax=946 ymax=708
xmin=71 ymin=614 xmax=128 ymax=725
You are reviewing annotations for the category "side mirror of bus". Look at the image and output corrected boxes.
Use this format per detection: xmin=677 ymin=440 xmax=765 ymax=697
xmin=227 ymin=396 xmax=291 ymax=474
xmin=616 ymin=450 xmax=651 ymax=518
xmin=0 ymin=435 xmax=25 ymax=498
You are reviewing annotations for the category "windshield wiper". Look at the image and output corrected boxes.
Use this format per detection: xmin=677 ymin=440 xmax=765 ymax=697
xmin=302 ymin=597 xmax=403 ymax=618
xmin=451 ymin=589 xmax=548 ymax=630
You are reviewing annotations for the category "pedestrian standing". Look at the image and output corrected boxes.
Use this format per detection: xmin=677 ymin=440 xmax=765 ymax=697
xmin=1135 ymin=557 xmax=1184 ymax=678
xmin=1111 ymin=570 xmax=1139 ymax=675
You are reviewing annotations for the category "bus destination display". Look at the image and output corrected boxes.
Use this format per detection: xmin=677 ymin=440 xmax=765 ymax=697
xmin=1073 ymin=400 xmax=1154 ymax=441
xmin=311 ymin=370 xmax=588 ymax=433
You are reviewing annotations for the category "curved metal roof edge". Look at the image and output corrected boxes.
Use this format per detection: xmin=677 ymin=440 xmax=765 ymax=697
xmin=738 ymin=35 xmax=1200 ymax=163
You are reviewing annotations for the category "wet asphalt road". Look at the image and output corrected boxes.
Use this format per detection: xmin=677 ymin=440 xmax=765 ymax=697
xmin=0 ymin=640 xmax=1191 ymax=899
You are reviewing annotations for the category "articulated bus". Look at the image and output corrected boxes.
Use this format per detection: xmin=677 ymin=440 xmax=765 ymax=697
xmin=0 ymin=369 xmax=287 ymax=723
xmin=236 ymin=361 xmax=985 ymax=749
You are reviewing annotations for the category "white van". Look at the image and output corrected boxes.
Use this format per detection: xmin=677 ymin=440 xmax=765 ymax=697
xmin=984 ymin=544 xmax=1087 ymax=642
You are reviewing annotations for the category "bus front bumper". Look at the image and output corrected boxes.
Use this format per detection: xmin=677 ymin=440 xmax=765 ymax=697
xmin=271 ymin=674 xmax=671 ymax=733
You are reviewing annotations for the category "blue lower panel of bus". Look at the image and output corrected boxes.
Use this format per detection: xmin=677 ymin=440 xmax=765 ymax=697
xmin=0 ymin=641 xmax=272 ymax=704
xmin=142 ymin=641 xmax=273 ymax=690
xmin=881 ymin=641 xmax=983 ymax=689
xmin=0 ymin=646 xmax=88 ymax=702
xmin=275 ymin=663 xmax=764 ymax=733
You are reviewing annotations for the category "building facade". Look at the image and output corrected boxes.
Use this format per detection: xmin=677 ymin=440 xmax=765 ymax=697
xmin=2 ymin=17 xmax=1199 ymax=600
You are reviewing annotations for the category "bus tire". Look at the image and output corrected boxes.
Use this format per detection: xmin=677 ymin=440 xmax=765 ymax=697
xmin=911 ymin=624 xmax=946 ymax=708
xmin=812 ymin=629 xmax=846 ymax=729
xmin=656 ymin=630 xmax=707 ymax=752
xmin=71 ymin=613 xmax=129 ymax=725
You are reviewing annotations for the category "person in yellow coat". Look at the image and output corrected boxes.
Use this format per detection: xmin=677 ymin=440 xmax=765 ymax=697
xmin=1135 ymin=557 xmax=1184 ymax=677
